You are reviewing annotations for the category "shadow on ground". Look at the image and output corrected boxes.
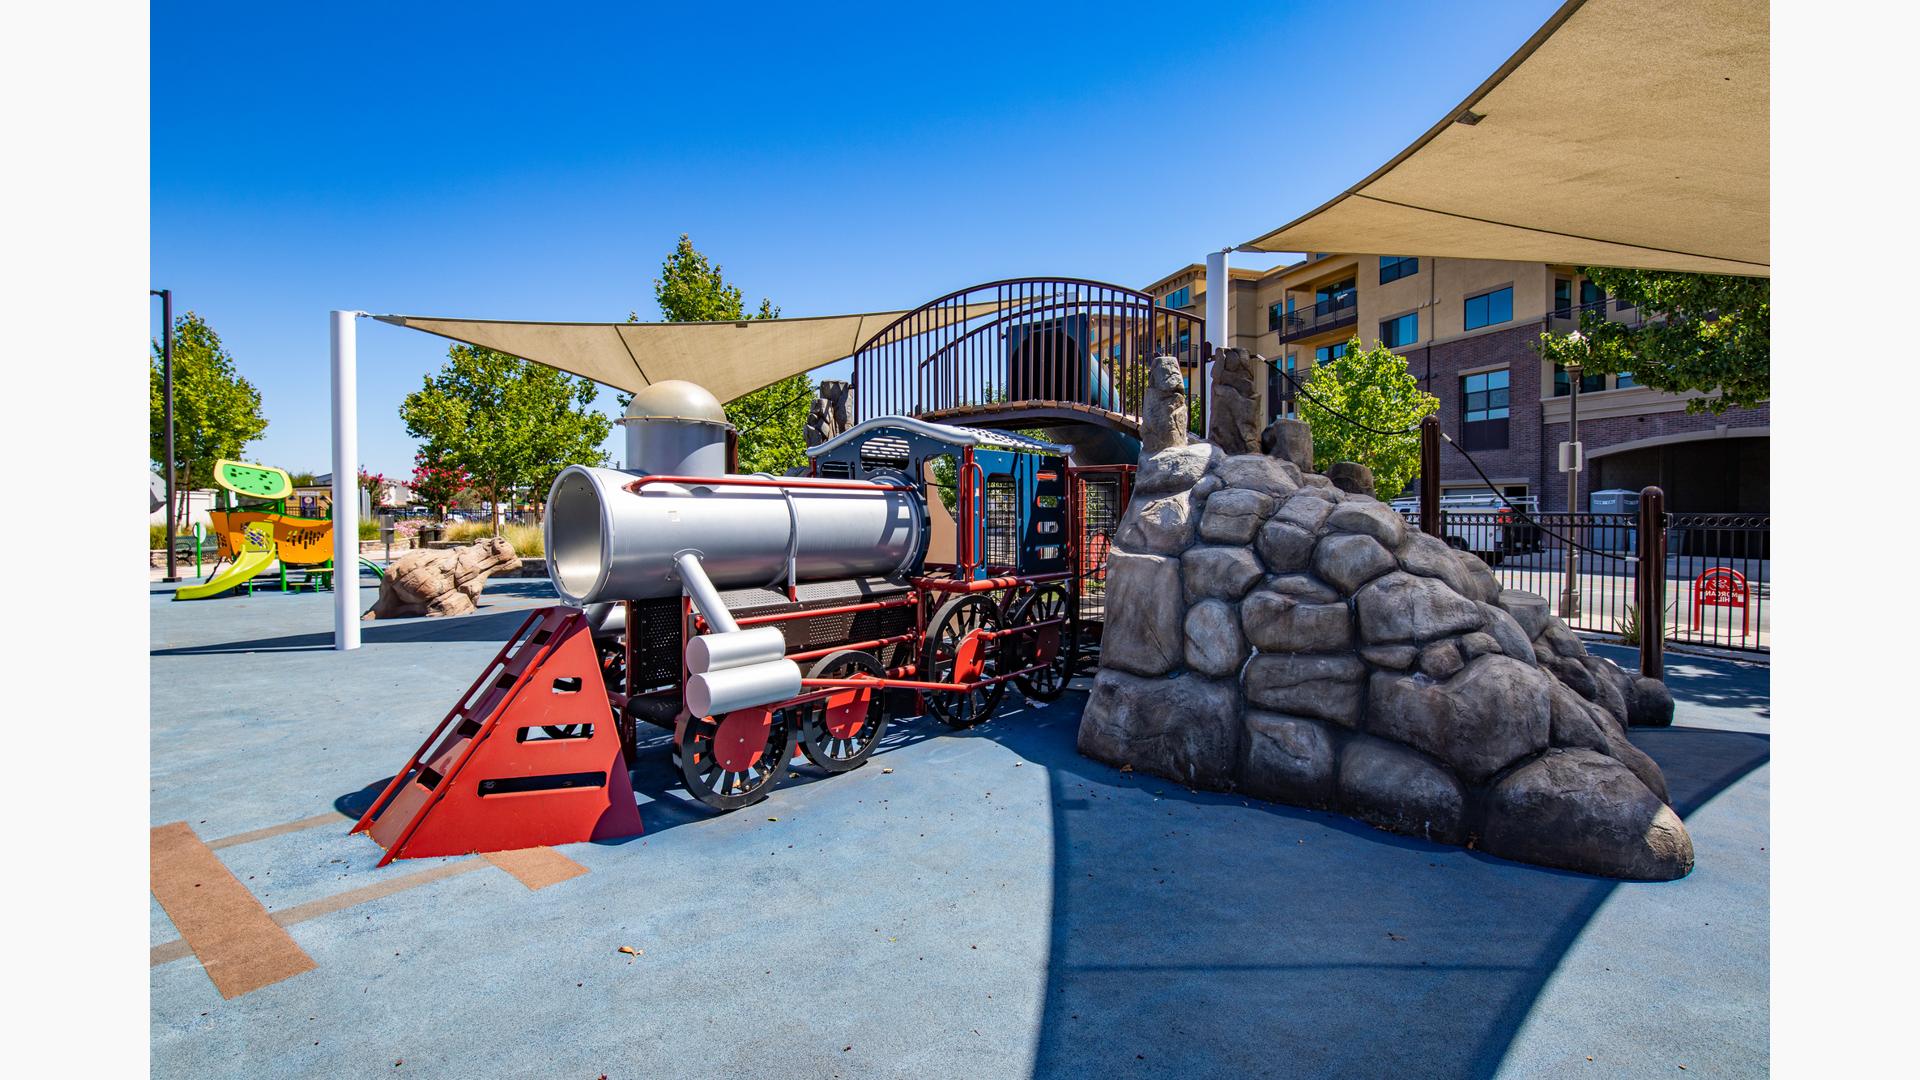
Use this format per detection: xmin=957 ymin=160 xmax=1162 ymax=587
xmin=151 ymin=607 xmax=548 ymax=656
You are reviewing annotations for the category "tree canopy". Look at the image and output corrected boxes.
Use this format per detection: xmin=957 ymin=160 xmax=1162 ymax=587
xmin=150 ymin=312 xmax=268 ymax=509
xmin=651 ymin=234 xmax=812 ymax=475
xmin=1294 ymin=337 xmax=1438 ymax=500
xmin=400 ymin=344 xmax=612 ymax=526
xmin=1535 ymin=268 xmax=1769 ymax=414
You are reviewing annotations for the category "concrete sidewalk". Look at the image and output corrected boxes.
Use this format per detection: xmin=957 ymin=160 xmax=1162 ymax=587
xmin=151 ymin=583 xmax=1768 ymax=1078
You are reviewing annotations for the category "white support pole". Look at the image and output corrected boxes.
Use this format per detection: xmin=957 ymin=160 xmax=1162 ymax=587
xmin=1204 ymin=248 xmax=1230 ymax=425
xmin=330 ymin=310 xmax=361 ymax=651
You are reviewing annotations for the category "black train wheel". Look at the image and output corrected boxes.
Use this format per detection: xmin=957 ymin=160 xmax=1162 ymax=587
xmin=673 ymin=707 xmax=793 ymax=811
xmin=798 ymin=650 xmax=891 ymax=773
xmin=1007 ymin=584 xmax=1075 ymax=702
xmin=923 ymin=593 xmax=1008 ymax=728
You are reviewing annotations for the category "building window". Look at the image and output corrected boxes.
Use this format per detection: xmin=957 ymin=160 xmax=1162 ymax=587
xmin=1579 ymin=280 xmax=1605 ymax=310
xmin=1267 ymin=302 xmax=1285 ymax=331
xmin=1464 ymin=287 xmax=1513 ymax=330
xmin=1380 ymin=312 xmax=1418 ymax=348
xmin=1553 ymin=364 xmax=1607 ymax=397
xmin=1460 ymin=369 xmax=1510 ymax=451
xmin=1379 ymin=256 xmax=1419 ymax=284
xmin=1616 ymin=370 xmax=1637 ymax=388
xmin=1554 ymin=278 xmax=1573 ymax=316
xmin=1315 ymin=279 xmax=1356 ymax=316
xmin=1163 ymin=286 xmax=1191 ymax=309
xmin=1176 ymin=328 xmax=1191 ymax=353
xmin=1315 ymin=341 xmax=1349 ymax=366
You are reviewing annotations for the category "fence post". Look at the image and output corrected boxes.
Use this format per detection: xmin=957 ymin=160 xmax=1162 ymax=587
xmin=1419 ymin=415 xmax=1441 ymax=537
xmin=1637 ymin=485 xmax=1666 ymax=680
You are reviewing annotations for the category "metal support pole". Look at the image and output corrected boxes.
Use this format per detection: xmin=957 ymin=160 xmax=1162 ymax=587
xmin=1637 ymin=485 xmax=1666 ymax=680
xmin=1205 ymin=248 xmax=1229 ymax=425
xmin=331 ymin=310 xmax=361 ymax=650
xmin=1419 ymin=415 xmax=1441 ymax=538
xmin=1560 ymin=363 xmax=1582 ymax=618
xmin=152 ymin=289 xmax=179 ymax=582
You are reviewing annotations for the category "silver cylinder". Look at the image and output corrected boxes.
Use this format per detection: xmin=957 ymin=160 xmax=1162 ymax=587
xmin=624 ymin=416 xmax=729 ymax=476
xmin=685 ymin=659 xmax=802 ymax=717
xmin=686 ymin=627 xmax=788 ymax=675
xmin=546 ymin=466 xmax=925 ymax=607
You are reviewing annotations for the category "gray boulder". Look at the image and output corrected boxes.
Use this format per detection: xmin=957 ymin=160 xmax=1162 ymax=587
xmin=1313 ymin=533 xmax=1396 ymax=593
xmin=1114 ymin=489 xmax=1196 ymax=555
xmin=1101 ymin=551 xmax=1185 ymax=676
xmin=1325 ymin=461 xmax=1376 ymax=499
xmin=1600 ymin=724 xmax=1670 ymax=804
xmin=1476 ymin=601 xmax=1537 ymax=665
xmin=1546 ymin=679 xmax=1613 ymax=753
xmin=1198 ymin=488 xmax=1276 ymax=545
xmin=1213 ymin=453 xmax=1298 ymax=498
xmin=1481 ymin=749 xmax=1693 ymax=880
xmin=1260 ymin=417 xmax=1314 ymax=468
xmin=1136 ymin=443 xmax=1220 ymax=497
xmin=1273 ymin=493 xmax=1336 ymax=533
xmin=1337 ymin=736 xmax=1467 ymax=845
xmin=1539 ymin=654 xmax=1597 ymax=699
xmin=1360 ymin=645 xmax=1418 ymax=670
xmin=1454 ymin=551 xmax=1503 ymax=604
xmin=1537 ymin=621 xmax=1589 ymax=659
xmin=1184 ymin=599 xmax=1248 ymax=678
xmin=1459 ymin=632 xmax=1503 ymax=660
xmin=1497 ymin=590 xmax=1551 ymax=639
xmin=1139 ymin=356 xmax=1190 ymax=454
xmin=1245 ymin=653 xmax=1366 ymax=727
xmin=1627 ymin=676 xmax=1675 ymax=727
xmin=1206 ymin=348 xmax=1263 ymax=455
xmin=1327 ymin=500 xmax=1407 ymax=548
xmin=1080 ymin=669 xmax=1242 ymax=790
xmin=1242 ymin=590 xmax=1352 ymax=654
xmin=1256 ymin=519 xmax=1317 ymax=573
xmin=1354 ymin=571 xmax=1485 ymax=644
xmin=1366 ymin=655 xmax=1550 ymax=783
xmin=1240 ymin=711 xmax=1337 ymax=807
xmin=1263 ymin=574 xmax=1342 ymax=604
xmin=1398 ymin=531 xmax=1476 ymax=596
xmin=1182 ymin=546 xmax=1264 ymax=601
xmin=1577 ymin=656 xmax=1631 ymax=727
xmin=1419 ymin=640 xmax=1466 ymax=680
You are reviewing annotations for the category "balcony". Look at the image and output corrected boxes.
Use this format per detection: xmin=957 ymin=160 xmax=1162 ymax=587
xmin=1273 ymin=291 xmax=1358 ymax=343
xmin=1546 ymin=297 xmax=1646 ymax=335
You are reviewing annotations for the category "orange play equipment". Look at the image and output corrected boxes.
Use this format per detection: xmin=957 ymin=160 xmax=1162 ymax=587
xmin=352 ymin=607 xmax=643 ymax=864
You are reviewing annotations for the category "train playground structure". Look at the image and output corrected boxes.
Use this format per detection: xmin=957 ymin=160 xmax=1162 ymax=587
xmin=353 ymin=277 xmax=1206 ymax=861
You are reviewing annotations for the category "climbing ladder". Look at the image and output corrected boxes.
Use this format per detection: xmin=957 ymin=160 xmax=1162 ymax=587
xmin=352 ymin=606 xmax=642 ymax=864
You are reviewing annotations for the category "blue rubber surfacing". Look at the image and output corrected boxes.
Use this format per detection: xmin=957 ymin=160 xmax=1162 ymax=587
xmin=150 ymin=582 xmax=1769 ymax=1078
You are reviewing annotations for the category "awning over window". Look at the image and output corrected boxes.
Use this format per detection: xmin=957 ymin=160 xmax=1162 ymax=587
xmin=375 ymin=298 xmax=1022 ymax=403
xmin=1239 ymin=0 xmax=1767 ymax=276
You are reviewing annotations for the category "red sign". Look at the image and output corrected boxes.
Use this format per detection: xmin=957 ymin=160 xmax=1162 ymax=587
xmin=1690 ymin=567 xmax=1751 ymax=636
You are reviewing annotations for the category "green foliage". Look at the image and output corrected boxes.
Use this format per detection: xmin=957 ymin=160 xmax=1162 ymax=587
xmin=651 ymin=235 xmax=811 ymax=474
xmin=150 ymin=524 xmax=169 ymax=550
xmin=1295 ymin=337 xmax=1438 ymax=501
xmin=287 ymin=471 xmax=319 ymax=488
xmin=440 ymin=521 xmax=545 ymax=557
xmin=400 ymin=345 xmax=612 ymax=526
xmin=1617 ymin=602 xmax=1641 ymax=646
xmin=150 ymin=312 xmax=268 ymax=501
xmin=357 ymin=518 xmax=381 ymax=541
xmin=1535 ymin=268 xmax=1769 ymax=414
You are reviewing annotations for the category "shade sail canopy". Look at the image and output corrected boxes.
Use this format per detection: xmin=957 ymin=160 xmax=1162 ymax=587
xmin=1241 ymin=0 xmax=1767 ymax=276
xmin=376 ymin=298 xmax=1023 ymax=403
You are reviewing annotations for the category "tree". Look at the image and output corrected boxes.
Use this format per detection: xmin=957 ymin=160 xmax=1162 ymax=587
xmin=1294 ymin=337 xmax=1438 ymax=500
xmin=1535 ymin=268 xmax=1769 ymax=414
xmin=650 ymin=235 xmax=812 ymax=474
xmin=358 ymin=468 xmax=390 ymax=511
xmin=408 ymin=451 xmax=470 ymax=516
xmin=400 ymin=344 xmax=612 ymax=530
xmin=150 ymin=312 xmax=268 ymax=519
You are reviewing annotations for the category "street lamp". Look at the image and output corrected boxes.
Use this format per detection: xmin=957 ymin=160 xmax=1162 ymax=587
xmin=1560 ymin=355 xmax=1583 ymax=618
xmin=151 ymin=288 xmax=180 ymax=583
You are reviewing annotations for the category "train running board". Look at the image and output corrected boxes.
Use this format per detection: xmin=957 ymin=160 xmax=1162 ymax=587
xmin=351 ymin=606 xmax=643 ymax=865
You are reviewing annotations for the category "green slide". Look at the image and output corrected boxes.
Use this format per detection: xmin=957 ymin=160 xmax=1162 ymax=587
xmin=173 ymin=548 xmax=277 ymax=601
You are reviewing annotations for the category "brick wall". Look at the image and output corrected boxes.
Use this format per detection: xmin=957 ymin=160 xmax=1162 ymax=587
xmin=1414 ymin=323 xmax=1547 ymax=498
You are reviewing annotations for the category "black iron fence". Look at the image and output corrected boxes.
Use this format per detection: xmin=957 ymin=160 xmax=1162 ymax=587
xmin=1435 ymin=510 xmax=1769 ymax=654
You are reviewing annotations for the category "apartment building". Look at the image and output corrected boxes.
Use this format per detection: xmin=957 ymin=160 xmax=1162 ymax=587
xmin=1144 ymin=256 xmax=1768 ymax=513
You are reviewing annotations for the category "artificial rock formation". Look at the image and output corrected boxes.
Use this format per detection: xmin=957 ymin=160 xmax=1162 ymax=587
xmin=364 ymin=537 xmax=523 ymax=619
xmin=804 ymin=380 xmax=855 ymax=449
xmin=1080 ymin=357 xmax=1690 ymax=880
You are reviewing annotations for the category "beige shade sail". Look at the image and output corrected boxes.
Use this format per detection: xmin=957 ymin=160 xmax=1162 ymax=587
xmin=376 ymin=298 xmax=1023 ymax=403
xmin=1241 ymin=0 xmax=1767 ymax=276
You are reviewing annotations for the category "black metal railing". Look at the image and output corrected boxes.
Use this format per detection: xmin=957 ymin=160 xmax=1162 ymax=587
xmin=1274 ymin=292 xmax=1358 ymax=342
xmin=1433 ymin=510 xmax=1768 ymax=654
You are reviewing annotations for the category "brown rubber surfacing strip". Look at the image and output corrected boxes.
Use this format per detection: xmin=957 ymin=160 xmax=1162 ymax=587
xmin=482 ymin=847 xmax=590 ymax=890
xmin=150 ymin=822 xmax=317 ymax=998
xmin=206 ymin=811 xmax=347 ymax=849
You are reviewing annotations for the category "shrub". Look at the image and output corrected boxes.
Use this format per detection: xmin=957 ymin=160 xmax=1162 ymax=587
xmin=150 ymin=524 xmax=168 ymax=550
xmin=358 ymin=519 xmax=381 ymax=541
xmin=1617 ymin=603 xmax=1641 ymax=646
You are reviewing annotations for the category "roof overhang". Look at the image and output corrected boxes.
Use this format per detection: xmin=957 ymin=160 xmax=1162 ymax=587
xmin=1239 ymin=0 xmax=1768 ymax=276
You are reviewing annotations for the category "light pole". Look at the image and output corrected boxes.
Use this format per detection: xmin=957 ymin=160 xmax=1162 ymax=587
xmin=151 ymin=288 xmax=180 ymax=582
xmin=1560 ymin=359 xmax=1582 ymax=618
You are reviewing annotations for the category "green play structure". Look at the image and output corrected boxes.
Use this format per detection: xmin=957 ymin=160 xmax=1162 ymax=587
xmin=172 ymin=460 xmax=384 ymax=601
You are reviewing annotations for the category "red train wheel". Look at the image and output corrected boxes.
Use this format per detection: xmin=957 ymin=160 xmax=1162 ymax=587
xmin=798 ymin=650 xmax=890 ymax=773
xmin=674 ymin=707 xmax=792 ymax=811
xmin=924 ymin=593 xmax=1007 ymax=728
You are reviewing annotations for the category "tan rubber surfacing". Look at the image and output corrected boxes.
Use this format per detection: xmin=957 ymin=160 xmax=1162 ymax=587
xmin=150 ymin=822 xmax=317 ymax=998
xmin=482 ymin=847 xmax=590 ymax=890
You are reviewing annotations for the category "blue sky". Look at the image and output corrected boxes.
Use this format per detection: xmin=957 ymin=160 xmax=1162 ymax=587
xmin=152 ymin=0 xmax=1562 ymax=476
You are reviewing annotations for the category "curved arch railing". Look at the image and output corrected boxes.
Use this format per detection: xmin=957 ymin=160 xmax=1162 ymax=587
xmin=852 ymin=277 xmax=1209 ymax=435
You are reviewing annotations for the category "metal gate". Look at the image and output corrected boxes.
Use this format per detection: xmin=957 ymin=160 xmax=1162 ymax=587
xmin=1070 ymin=466 xmax=1133 ymax=625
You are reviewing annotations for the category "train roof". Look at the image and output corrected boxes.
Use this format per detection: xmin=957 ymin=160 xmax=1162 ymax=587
xmin=805 ymin=416 xmax=1070 ymax=457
